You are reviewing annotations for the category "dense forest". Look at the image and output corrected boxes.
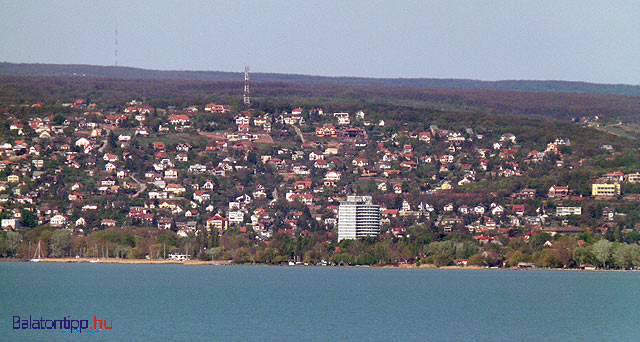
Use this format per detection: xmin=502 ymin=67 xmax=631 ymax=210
xmin=2 ymin=62 xmax=640 ymax=96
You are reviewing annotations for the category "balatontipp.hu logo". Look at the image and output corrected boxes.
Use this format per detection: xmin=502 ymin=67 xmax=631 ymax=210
xmin=13 ymin=315 xmax=112 ymax=333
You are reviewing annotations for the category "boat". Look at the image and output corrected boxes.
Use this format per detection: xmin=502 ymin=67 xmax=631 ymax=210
xmin=89 ymin=259 xmax=99 ymax=263
xmin=30 ymin=240 xmax=42 ymax=262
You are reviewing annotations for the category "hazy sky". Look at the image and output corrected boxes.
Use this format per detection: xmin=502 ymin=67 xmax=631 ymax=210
xmin=1 ymin=1 xmax=639 ymax=84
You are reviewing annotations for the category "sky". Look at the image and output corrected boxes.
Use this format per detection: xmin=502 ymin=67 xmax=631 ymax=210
xmin=1 ymin=0 xmax=639 ymax=84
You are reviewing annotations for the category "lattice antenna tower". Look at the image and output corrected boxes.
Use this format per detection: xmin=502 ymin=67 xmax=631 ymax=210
xmin=243 ymin=65 xmax=251 ymax=107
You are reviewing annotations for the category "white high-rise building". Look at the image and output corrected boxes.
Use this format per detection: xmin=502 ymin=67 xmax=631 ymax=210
xmin=338 ymin=196 xmax=381 ymax=241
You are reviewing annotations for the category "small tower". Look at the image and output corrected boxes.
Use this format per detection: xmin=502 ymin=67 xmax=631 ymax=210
xmin=114 ymin=22 xmax=118 ymax=67
xmin=243 ymin=66 xmax=251 ymax=107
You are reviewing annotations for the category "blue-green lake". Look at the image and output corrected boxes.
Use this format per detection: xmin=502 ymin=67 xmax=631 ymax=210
xmin=1 ymin=263 xmax=639 ymax=341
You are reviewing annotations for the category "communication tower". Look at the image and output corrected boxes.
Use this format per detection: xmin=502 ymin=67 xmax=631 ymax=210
xmin=243 ymin=66 xmax=250 ymax=107
xmin=114 ymin=22 xmax=118 ymax=67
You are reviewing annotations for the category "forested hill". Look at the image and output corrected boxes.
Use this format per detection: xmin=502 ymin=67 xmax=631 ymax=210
xmin=1 ymin=62 xmax=639 ymax=97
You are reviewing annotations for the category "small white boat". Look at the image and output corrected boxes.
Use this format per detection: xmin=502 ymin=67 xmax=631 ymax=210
xmin=30 ymin=241 xmax=42 ymax=262
xmin=89 ymin=259 xmax=99 ymax=263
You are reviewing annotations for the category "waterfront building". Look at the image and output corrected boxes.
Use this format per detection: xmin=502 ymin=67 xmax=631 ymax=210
xmin=338 ymin=196 xmax=381 ymax=241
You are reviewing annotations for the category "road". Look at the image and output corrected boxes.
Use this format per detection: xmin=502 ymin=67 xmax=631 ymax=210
xmin=98 ymin=128 xmax=111 ymax=153
xmin=129 ymin=175 xmax=147 ymax=199
xmin=293 ymin=126 xmax=306 ymax=144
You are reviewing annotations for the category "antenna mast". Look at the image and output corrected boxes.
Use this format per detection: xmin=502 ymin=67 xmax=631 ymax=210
xmin=243 ymin=65 xmax=251 ymax=107
xmin=114 ymin=22 xmax=118 ymax=67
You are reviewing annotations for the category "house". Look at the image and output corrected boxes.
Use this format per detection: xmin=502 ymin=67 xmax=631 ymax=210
xmin=500 ymin=133 xmax=517 ymax=143
xmin=436 ymin=181 xmax=452 ymax=191
xmin=484 ymin=218 xmax=497 ymax=229
xmin=352 ymin=158 xmax=369 ymax=167
xmin=50 ymin=214 xmax=67 ymax=227
xmin=324 ymin=147 xmax=339 ymax=155
xmin=556 ymin=207 xmax=582 ymax=216
xmin=1 ymin=218 xmax=18 ymax=230
xmin=101 ymin=177 xmax=116 ymax=186
xmin=626 ymin=172 xmax=640 ymax=183
xmin=207 ymin=216 xmax=229 ymax=232
xmin=288 ymin=193 xmax=314 ymax=205
xmin=103 ymin=153 xmax=118 ymax=162
xmin=474 ymin=205 xmax=486 ymax=215
xmin=440 ymin=216 xmax=464 ymax=226
xmin=189 ymin=164 xmax=207 ymax=174
xmin=491 ymin=205 xmax=505 ymax=216
xmin=75 ymin=137 xmax=91 ymax=147
xmin=165 ymin=184 xmax=186 ymax=195
xmin=164 ymin=169 xmax=178 ymax=180
xmin=512 ymin=188 xmax=536 ymax=199
xmin=68 ymin=192 xmax=86 ymax=201
xmin=283 ymin=112 xmax=304 ymax=125
xmin=292 ymin=164 xmax=310 ymax=175
xmin=314 ymin=159 xmax=329 ymax=169
xmin=512 ymin=204 xmax=525 ymax=216
xmin=295 ymin=180 xmax=312 ymax=190
xmin=603 ymin=171 xmax=625 ymax=183
xmin=391 ymin=227 xmax=407 ymax=237
xmin=168 ymin=114 xmax=191 ymax=125
xmin=204 ymin=103 xmax=231 ymax=113
xmin=159 ymin=201 xmax=177 ymax=210
xmin=602 ymin=207 xmax=616 ymax=221
xmin=176 ymin=143 xmax=192 ymax=152
xmin=418 ymin=132 xmax=432 ymax=143
xmin=105 ymin=163 xmax=117 ymax=172
xmin=135 ymin=126 xmax=149 ymax=135
xmin=193 ymin=190 xmax=211 ymax=203
xmin=324 ymin=171 xmax=341 ymax=184
xmin=316 ymin=126 xmax=337 ymax=137
xmin=152 ymin=142 xmax=166 ymax=150
xmin=548 ymin=186 xmax=569 ymax=198
xmin=73 ymin=217 xmax=86 ymax=227
xmin=334 ymin=112 xmax=350 ymax=125
xmin=400 ymin=161 xmax=418 ymax=169
xmin=228 ymin=211 xmax=244 ymax=224
xmin=202 ymin=180 xmax=215 ymax=190
xmin=157 ymin=218 xmax=173 ymax=230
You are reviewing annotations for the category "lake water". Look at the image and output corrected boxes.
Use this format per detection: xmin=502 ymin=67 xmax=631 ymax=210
xmin=1 ymin=263 xmax=639 ymax=341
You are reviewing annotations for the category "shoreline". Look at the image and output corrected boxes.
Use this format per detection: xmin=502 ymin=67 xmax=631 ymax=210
xmin=0 ymin=258 xmax=636 ymax=271
xmin=11 ymin=257 xmax=233 ymax=265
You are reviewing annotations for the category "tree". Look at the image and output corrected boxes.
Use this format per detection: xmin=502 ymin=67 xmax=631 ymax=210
xmin=50 ymin=230 xmax=72 ymax=257
xmin=6 ymin=231 xmax=21 ymax=257
xmin=592 ymin=239 xmax=613 ymax=268
xmin=53 ymin=114 xmax=66 ymax=125
xmin=21 ymin=209 xmax=38 ymax=228
xmin=612 ymin=243 xmax=640 ymax=269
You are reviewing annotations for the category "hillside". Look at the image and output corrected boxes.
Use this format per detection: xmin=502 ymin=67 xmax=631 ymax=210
xmin=1 ymin=62 xmax=639 ymax=97
xmin=2 ymin=75 xmax=640 ymax=124
xmin=2 ymin=71 xmax=640 ymax=270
